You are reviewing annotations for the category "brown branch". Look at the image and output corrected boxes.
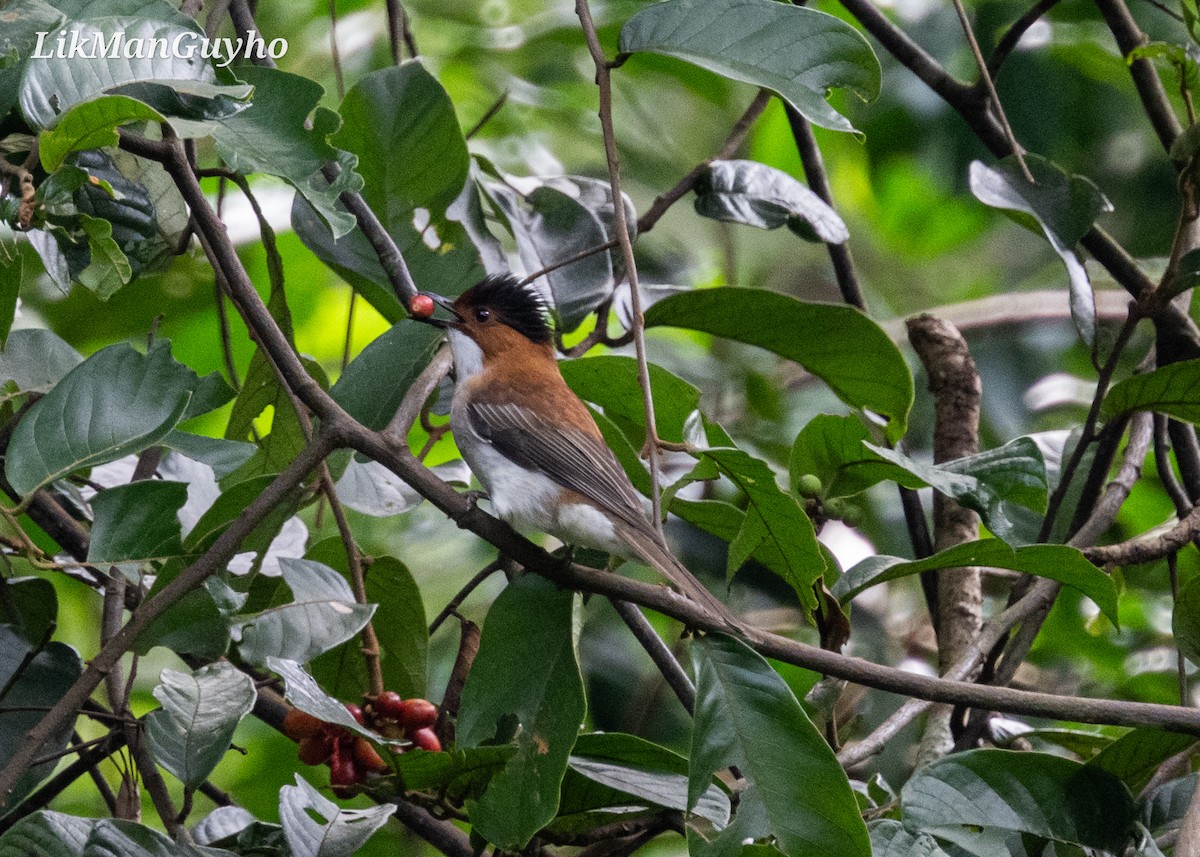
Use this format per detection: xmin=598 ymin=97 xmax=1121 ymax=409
xmin=428 ymin=560 xmax=503 ymax=635
xmin=610 ymin=599 xmax=696 ymax=714
xmin=1094 ymin=0 xmax=1184 ymax=153
xmin=385 ymin=0 xmax=419 ymax=62
xmin=1085 ymin=496 xmax=1200 ymax=565
xmin=988 ymin=0 xmax=1063 ymax=77
xmin=908 ymin=315 xmax=984 ymax=761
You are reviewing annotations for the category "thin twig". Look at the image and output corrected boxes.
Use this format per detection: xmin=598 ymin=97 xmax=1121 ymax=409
xmin=610 ymin=599 xmax=696 ymax=713
xmin=385 ymin=0 xmax=419 ymax=62
xmin=576 ymin=0 xmax=666 ymax=532
xmin=951 ymin=0 xmax=1033 ymax=182
xmin=465 ymin=91 xmax=509 ymax=140
xmin=429 ymin=561 xmax=504 ymax=635
xmin=1039 ymin=303 xmax=1142 ymax=541
xmin=328 ymin=0 xmax=346 ymax=101
xmin=988 ymin=0 xmax=1063 ymax=77
xmin=320 ymin=466 xmax=385 ymax=697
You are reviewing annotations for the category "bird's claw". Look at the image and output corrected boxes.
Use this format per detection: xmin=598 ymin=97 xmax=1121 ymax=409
xmin=461 ymin=489 xmax=490 ymax=510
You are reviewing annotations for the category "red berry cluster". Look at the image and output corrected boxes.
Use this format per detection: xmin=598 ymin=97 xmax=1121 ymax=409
xmin=364 ymin=691 xmax=441 ymax=752
xmin=281 ymin=694 xmax=442 ymax=796
xmin=283 ymin=705 xmax=389 ymax=794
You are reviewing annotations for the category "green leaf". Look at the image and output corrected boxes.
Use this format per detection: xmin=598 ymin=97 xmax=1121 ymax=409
xmin=697 ymin=448 xmax=824 ymax=610
xmin=310 ymin=548 xmax=429 ymax=701
xmin=645 ymin=288 xmax=912 ymax=442
xmin=6 ymin=340 xmax=195 ymax=496
xmin=211 ymin=66 xmax=361 ymax=239
xmin=864 ymin=438 xmax=1048 ymax=540
xmin=900 ymin=749 xmax=1134 ymax=852
xmin=1103 ymin=357 xmax=1200 ymax=423
xmin=161 ymin=432 xmax=256 ymax=481
xmin=279 ymin=776 xmax=395 ymax=857
xmin=834 ymin=540 xmax=1118 ymax=627
xmin=789 ymin=414 xmax=919 ymax=499
xmin=391 ymin=745 xmax=515 ymax=799
xmin=569 ymin=732 xmax=730 ymax=827
xmin=77 ymin=214 xmax=132 ymax=298
xmin=0 ymin=329 xmax=82 ymax=395
xmin=1141 ymin=772 xmax=1197 ymax=835
xmin=690 ymin=634 xmax=869 ymax=857
xmin=867 ymin=820 xmax=951 ymax=857
xmin=695 ymin=160 xmax=848 ymax=243
xmin=560 ymin=355 xmax=699 ymax=443
xmin=87 ymin=480 xmax=187 ymax=564
xmin=296 ymin=60 xmax=483 ymax=319
xmin=330 ymin=323 xmax=443 ymax=431
xmin=39 ymin=94 xmax=165 ymax=171
xmin=0 ymin=626 xmax=83 ymax=809
xmin=133 ymin=576 xmax=231 ymax=660
xmin=19 ymin=16 xmax=228 ymax=129
xmin=619 ymin=0 xmax=880 ymax=135
xmin=0 ymin=811 xmax=94 ymax=857
xmin=1173 ymin=574 xmax=1200 ymax=667
xmin=144 ymin=662 xmax=257 ymax=789
xmin=457 ymin=576 xmax=586 ymax=849
xmin=1086 ymin=729 xmax=1198 ymax=795
xmin=968 ymin=155 xmax=1112 ymax=348
xmin=235 ymin=558 xmax=375 ymax=667
xmin=268 ymin=658 xmax=381 ymax=743
xmin=0 ymin=576 xmax=57 ymax=645
xmin=0 ymin=244 xmax=21 ymax=350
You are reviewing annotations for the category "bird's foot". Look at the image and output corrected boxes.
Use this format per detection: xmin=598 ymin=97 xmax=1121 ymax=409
xmin=460 ymin=488 xmax=490 ymax=510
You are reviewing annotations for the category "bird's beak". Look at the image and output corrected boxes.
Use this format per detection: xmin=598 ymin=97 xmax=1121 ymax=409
xmin=415 ymin=292 xmax=463 ymax=329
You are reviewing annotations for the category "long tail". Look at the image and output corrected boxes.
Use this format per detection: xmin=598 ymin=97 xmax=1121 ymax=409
xmin=617 ymin=523 xmax=740 ymax=628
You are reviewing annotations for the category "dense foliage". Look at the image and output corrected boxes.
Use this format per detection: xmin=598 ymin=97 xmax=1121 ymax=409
xmin=1 ymin=0 xmax=1200 ymax=854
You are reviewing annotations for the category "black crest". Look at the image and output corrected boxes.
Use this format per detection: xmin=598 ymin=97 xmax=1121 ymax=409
xmin=465 ymin=274 xmax=553 ymax=343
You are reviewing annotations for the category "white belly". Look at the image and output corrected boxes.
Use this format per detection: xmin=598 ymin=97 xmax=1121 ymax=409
xmin=455 ymin=426 xmax=623 ymax=554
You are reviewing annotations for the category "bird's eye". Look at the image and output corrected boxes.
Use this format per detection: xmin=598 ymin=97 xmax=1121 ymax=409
xmin=474 ymin=307 xmax=491 ymax=323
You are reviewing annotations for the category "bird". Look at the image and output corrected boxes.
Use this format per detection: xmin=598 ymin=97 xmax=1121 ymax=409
xmin=414 ymin=273 xmax=737 ymax=625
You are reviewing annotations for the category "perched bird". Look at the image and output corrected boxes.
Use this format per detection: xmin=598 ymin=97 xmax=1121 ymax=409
xmin=416 ymin=274 xmax=736 ymax=624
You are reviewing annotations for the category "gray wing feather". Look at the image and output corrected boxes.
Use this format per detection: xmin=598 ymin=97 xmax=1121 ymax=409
xmin=467 ymin=401 xmax=649 ymax=529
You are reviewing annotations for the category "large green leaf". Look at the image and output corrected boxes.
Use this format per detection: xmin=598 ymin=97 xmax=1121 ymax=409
xmin=1086 ymin=729 xmax=1198 ymax=795
xmin=0 ymin=576 xmax=57 ymax=645
xmin=900 ymin=749 xmax=1134 ymax=852
xmin=568 ymin=732 xmax=730 ymax=827
xmin=689 ymin=634 xmax=869 ymax=857
xmin=144 ymin=662 xmax=257 ymax=789
xmin=329 ymin=323 xmax=443 ymax=431
xmin=0 ymin=244 xmax=21 ymax=350
xmin=309 ymin=546 xmax=429 ymax=701
xmin=1103 ymin=357 xmax=1200 ymax=424
xmin=38 ymin=94 xmax=165 ymax=172
xmin=6 ymin=341 xmax=196 ymax=496
xmin=82 ymin=818 xmax=223 ymax=857
xmin=0 ymin=626 xmax=83 ymax=809
xmin=295 ymin=60 xmax=483 ymax=319
xmin=867 ymin=820 xmax=950 ymax=857
xmin=696 ymin=448 xmax=824 ymax=610
xmin=560 ymin=355 xmax=699 ymax=443
xmin=968 ymin=155 xmax=1112 ymax=348
xmin=619 ymin=0 xmax=880 ymax=134
xmin=87 ymin=480 xmax=187 ymax=564
xmin=694 ymin=160 xmax=848 ymax=243
xmin=211 ymin=66 xmax=361 ymax=239
xmin=644 ymin=288 xmax=912 ymax=442
xmin=457 ymin=576 xmax=586 ymax=849
xmin=833 ymin=540 xmax=1118 ymax=626
xmin=0 ymin=811 xmax=94 ymax=857
xmin=864 ymin=439 xmax=1048 ymax=540
xmin=0 ymin=329 xmax=82 ymax=397
xmin=278 ymin=777 xmax=395 ymax=857
xmin=789 ymin=414 xmax=919 ymax=499
xmin=235 ymin=558 xmax=375 ymax=667
xmin=19 ymin=15 xmax=247 ymax=129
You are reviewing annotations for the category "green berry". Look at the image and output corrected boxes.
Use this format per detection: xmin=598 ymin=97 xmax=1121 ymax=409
xmin=796 ymin=474 xmax=823 ymax=499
